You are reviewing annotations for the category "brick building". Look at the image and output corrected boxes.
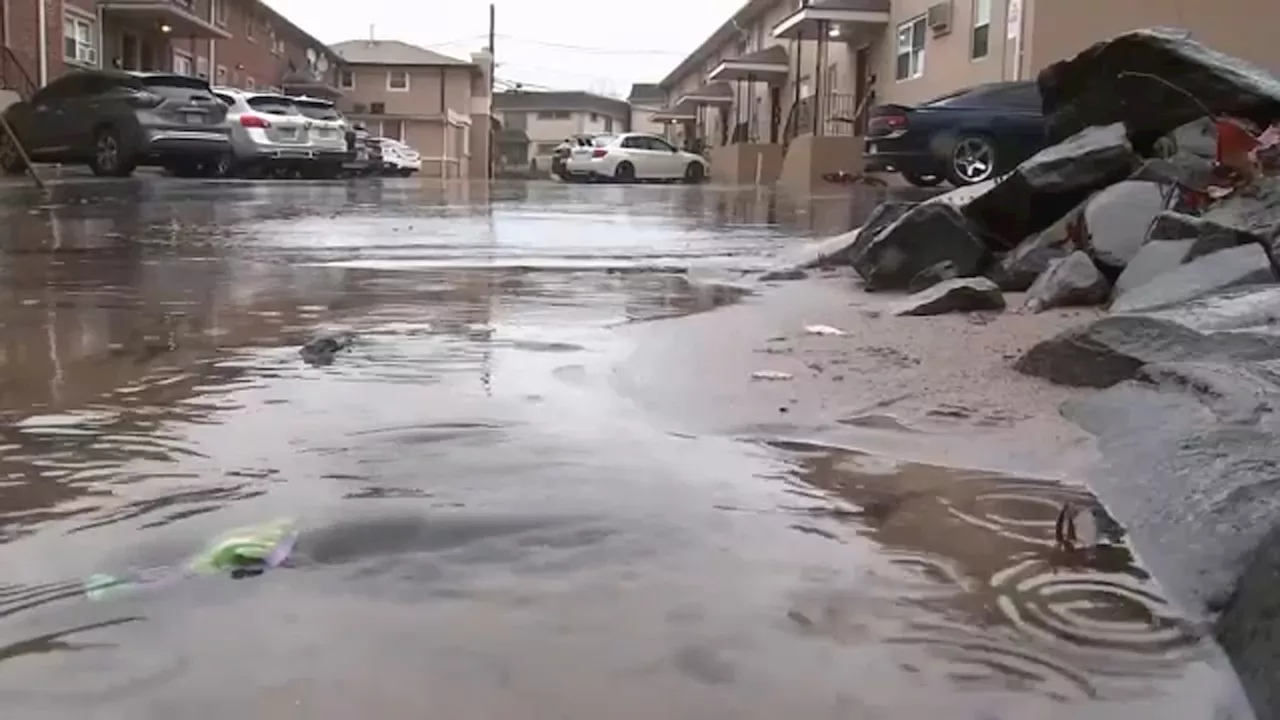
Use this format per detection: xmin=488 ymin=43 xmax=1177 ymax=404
xmin=0 ymin=0 xmax=341 ymax=97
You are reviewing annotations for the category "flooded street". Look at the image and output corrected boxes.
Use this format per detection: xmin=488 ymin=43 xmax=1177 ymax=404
xmin=0 ymin=178 xmax=1247 ymax=718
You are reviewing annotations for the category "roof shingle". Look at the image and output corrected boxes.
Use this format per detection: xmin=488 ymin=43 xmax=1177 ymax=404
xmin=329 ymin=39 xmax=471 ymax=67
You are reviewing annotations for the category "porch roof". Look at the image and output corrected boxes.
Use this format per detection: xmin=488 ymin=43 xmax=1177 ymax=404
xmin=772 ymin=0 xmax=890 ymax=40
xmin=99 ymin=1 xmax=232 ymax=40
xmin=651 ymin=99 xmax=697 ymax=122
xmin=708 ymin=45 xmax=789 ymax=83
xmin=676 ymin=81 xmax=733 ymax=106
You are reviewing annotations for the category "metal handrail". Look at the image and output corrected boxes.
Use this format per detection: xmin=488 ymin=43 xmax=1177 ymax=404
xmin=0 ymin=46 xmax=37 ymax=100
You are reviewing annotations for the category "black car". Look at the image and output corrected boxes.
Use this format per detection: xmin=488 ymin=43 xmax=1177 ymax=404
xmin=0 ymin=69 xmax=232 ymax=178
xmin=864 ymin=81 xmax=1048 ymax=187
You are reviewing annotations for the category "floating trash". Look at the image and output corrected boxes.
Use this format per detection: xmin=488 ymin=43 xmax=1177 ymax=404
xmin=751 ymin=370 xmax=794 ymax=381
xmin=804 ymin=324 xmax=846 ymax=336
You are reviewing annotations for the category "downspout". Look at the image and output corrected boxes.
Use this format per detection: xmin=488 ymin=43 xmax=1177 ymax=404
xmin=791 ymin=34 xmax=802 ymax=143
xmin=36 ymin=0 xmax=47 ymax=85
xmin=208 ymin=0 xmax=216 ymax=80
xmin=440 ymin=66 xmax=447 ymax=179
xmin=96 ymin=4 xmax=105 ymax=68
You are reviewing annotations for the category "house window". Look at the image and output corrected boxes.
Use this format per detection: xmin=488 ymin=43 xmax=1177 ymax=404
xmin=536 ymin=110 xmax=569 ymax=120
xmin=590 ymin=112 xmax=598 ymax=121
xmin=824 ymin=63 xmax=837 ymax=97
xmin=213 ymin=0 xmax=227 ymax=26
xmin=370 ymin=101 xmax=385 ymax=114
xmin=246 ymin=14 xmax=255 ymax=40
xmin=604 ymin=116 xmax=613 ymax=132
xmin=173 ymin=51 xmax=193 ymax=76
xmin=379 ymin=119 xmax=404 ymax=141
xmin=63 ymin=13 xmax=97 ymax=66
xmin=971 ymin=0 xmax=991 ymax=59
xmin=196 ymin=55 xmax=209 ymax=79
xmin=895 ymin=16 xmax=926 ymax=80
xmin=338 ymin=69 xmax=355 ymax=89
xmin=272 ymin=37 xmax=285 ymax=55
xmin=387 ymin=70 xmax=409 ymax=91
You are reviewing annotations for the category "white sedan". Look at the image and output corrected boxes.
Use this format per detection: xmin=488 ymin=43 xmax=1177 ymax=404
xmin=377 ymin=138 xmax=421 ymax=176
xmin=563 ymin=133 xmax=708 ymax=183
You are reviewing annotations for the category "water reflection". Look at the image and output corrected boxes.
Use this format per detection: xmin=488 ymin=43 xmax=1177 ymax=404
xmin=766 ymin=439 xmax=1207 ymax=703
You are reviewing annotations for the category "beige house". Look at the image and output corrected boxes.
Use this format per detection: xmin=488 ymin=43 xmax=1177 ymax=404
xmin=626 ymin=83 xmax=668 ymax=138
xmin=330 ymin=39 xmax=491 ymax=179
xmin=653 ymin=0 xmax=1280 ymax=190
xmin=492 ymin=90 xmax=630 ymax=172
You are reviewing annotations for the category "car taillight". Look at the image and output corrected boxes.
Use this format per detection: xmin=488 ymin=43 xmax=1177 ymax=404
xmin=590 ymin=148 xmax=607 ymax=158
xmin=869 ymin=114 xmax=908 ymax=134
xmin=240 ymin=114 xmax=270 ymax=128
xmin=127 ymin=91 xmax=164 ymax=108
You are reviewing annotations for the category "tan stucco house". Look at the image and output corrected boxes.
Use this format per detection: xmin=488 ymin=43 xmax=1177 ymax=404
xmin=330 ymin=38 xmax=491 ymax=179
xmin=651 ymin=0 xmax=1280 ymax=190
xmin=492 ymin=90 xmax=630 ymax=172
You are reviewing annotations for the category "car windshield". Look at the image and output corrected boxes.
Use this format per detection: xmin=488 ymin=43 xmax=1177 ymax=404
xmin=293 ymin=100 xmax=341 ymax=121
xmin=138 ymin=74 xmax=216 ymax=101
xmin=591 ymin=135 xmax=615 ymax=147
xmin=246 ymin=96 xmax=298 ymax=115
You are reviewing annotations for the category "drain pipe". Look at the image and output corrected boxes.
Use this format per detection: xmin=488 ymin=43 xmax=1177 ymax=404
xmin=36 ymin=0 xmax=47 ymax=85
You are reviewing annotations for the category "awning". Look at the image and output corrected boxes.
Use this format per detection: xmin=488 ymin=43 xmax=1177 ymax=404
xmin=99 ymin=1 xmax=232 ymax=39
xmin=772 ymin=0 xmax=890 ymax=40
xmin=677 ymin=81 xmax=733 ymax=106
xmin=651 ymin=100 xmax=697 ymax=122
xmin=708 ymin=45 xmax=790 ymax=83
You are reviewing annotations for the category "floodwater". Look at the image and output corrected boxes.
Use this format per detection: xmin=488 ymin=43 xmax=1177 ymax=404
xmin=0 ymin=178 xmax=1249 ymax=718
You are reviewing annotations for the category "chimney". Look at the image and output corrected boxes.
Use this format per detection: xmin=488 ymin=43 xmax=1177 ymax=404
xmin=367 ymin=24 xmax=375 ymax=45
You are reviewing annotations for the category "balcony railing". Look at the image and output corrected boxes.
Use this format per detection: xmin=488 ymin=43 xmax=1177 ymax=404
xmin=783 ymin=93 xmax=864 ymax=145
xmin=0 ymin=46 xmax=37 ymax=100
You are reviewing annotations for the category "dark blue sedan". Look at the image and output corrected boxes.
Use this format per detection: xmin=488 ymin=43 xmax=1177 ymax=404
xmin=864 ymin=81 xmax=1049 ymax=188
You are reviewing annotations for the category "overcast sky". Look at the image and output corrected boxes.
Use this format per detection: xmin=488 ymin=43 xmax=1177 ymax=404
xmin=262 ymin=0 xmax=741 ymax=96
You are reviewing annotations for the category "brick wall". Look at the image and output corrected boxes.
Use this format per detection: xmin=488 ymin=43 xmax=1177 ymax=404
xmin=6 ymin=0 xmax=64 ymax=85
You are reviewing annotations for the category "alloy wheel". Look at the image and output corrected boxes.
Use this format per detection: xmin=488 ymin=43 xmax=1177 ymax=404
xmin=96 ymin=134 xmax=119 ymax=174
xmin=951 ymin=137 xmax=995 ymax=184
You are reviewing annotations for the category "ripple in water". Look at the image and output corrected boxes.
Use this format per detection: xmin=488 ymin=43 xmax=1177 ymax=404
xmin=763 ymin=439 xmax=1211 ymax=704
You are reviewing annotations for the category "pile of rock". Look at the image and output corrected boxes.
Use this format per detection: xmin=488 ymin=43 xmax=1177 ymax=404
xmin=841 ymin=28 xmax=1280 ymax=322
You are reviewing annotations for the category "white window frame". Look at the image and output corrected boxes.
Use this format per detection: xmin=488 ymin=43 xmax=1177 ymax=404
xmin=386 ymin=70 xmax=409 ymax=91
xmin=895 ymin=16 xmax=926 ymax=81
xmin=196 ymin=55 xmax=209 ymax=79
xmin=172 ymin=49 xmax=193 ymax=76
xmin=971 ymin=0 xmax=992 ymax=59
xmin=213 ymin=0 xmax=227 ymax=26
xmin=215 ymin=65 xmax=228 ymax=84
xmin=62 ymin=11 xmax=98 ymax=67
xmin=338 ymin=69 xmax=355 ymax=89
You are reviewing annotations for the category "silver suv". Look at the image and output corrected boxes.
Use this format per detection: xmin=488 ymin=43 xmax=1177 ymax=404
xmin=290 ymin=95 xmax=351 ymax=177
xmin=212 ymin=87 xmax=319 ymax=178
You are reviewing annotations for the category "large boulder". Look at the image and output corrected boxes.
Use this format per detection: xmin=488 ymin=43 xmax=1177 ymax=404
xmin=1078 ymin=179 xmax=1169 ymax=274
xmin=892 ymin=277 xmax=1005 ymax=316
xmin=1111 ymin=238 xmax=1199 ymax=299
xmin=1025 ymin=250 xmax=1110 ymax=311
xmin=1013 ymin=313 xmax=1280 ymax=387
xmin=1110 ymin=243 xmax=1278 ymax=313
xmin=1200 ymin=175 xmax=1280 ymax=238
xmin=850 ymin=203 xmax=990 ymax=291
xmin=906 ymin=259 xmax=959 ymax=293
xmin=998 ymin=197 xmax=1089 ymax=291
xmin=961 ymin=123 xmax=1138 ymax=251
xmin=780 ymin=200 xmax=918 ymax=270
xmin=1038 ymin=27 xmax=1280 ymax=147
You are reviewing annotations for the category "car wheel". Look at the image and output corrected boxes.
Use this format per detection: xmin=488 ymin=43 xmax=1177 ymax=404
xmin=0 ymin=130 xmax=28 ymax=175
xmin=90 ymin=127 xmax=135 ymax=177
xmin=946 ymin=135 xmax=997 ymax=186
xmin=901 ymin=171 xmax=944 ymax=188
xmin=683 ymin=162 xmax=705 ymax=184
xmin=209 ymin=153 xmax=233 ymax=178
xmin=613 ymin=161 xmax=636 ymax=183
xmin=399 ymin=169 xmax=414 ymax=177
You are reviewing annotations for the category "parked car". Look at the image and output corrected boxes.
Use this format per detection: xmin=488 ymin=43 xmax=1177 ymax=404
xmin=0 ymin=69 xmax=231 ymax=177
xmin=552 ymin=133 xmax=600 ymax=178
xmin=212 ymin=87 xmax=325 ymax=178
xmin=864 ymin=80 xmax=1049 ymax=187
xmin=289 ymin=95 xmax=353 ymax=178
xmin=377 ymin=138 xmax=421 ymax=176
xmin=563 ymin=132 xmax=708 ymax=183
xmin=342 ymin=124 xmax=383 ymax=177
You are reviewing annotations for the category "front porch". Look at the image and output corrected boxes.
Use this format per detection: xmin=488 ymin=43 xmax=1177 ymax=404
xmin=98 ymin=0 xmax=229 ymax=74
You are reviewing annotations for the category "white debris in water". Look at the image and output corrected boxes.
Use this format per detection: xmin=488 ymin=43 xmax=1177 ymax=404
xmin=751 ymin=370 xmax=794 ymax=381
xmin=804 ymin=324 xmax=846 ymax=336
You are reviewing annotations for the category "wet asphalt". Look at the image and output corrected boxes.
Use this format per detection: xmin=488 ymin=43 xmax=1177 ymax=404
xmin=0 ymin=175 xmax=1251 ymax=718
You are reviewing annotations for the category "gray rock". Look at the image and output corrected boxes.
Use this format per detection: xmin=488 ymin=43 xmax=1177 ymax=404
xmin=1014 ymin=314 xmax=1280 ymax=387
xmin=1219 ymin=521 xmax=1280 ymax=720
xmin=850 ymin=203 xmax=990 ymax=291
xmin=1038 ymin=27 xmax=1280 ymax=146
xmin=962 ymin=123 xmax=1138 ymax=251
xmin=831 ymin=200 xmax=917 ymax=267
xmin=1130 ymin=156 xmax=1215 ymax=198
xmin=1146 ymin=211 xmax=1256 ymax=258
xmin=906 ymin=260 xmax=959 ymax=293
xmin=998 ymin=198 xmax=1089 ymax=291
xmin=1143 ymin=285 xmax=1280 ymax=333
xmin=1025 ymin=251 xmax=1109 ymax=311
xmin=784 ymin=201 xmax=917 ymax=270
xmin=892 ymin=277 xmax=1005 ymax=316
xmin=1080 ymin=179 xmax=1168 ymax=274
xmin=300 ymin=329 xmax=356 ymax=366
xmin=1111 ymin=239 xmax=1198 ymax=299
xmin=1110 ymin=244 xmax=1278 ymax=313
xmin=1200 ymin=175 xmax=1280 ymax=237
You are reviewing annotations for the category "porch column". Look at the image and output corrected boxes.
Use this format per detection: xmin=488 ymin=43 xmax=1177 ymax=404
xmin=813 ymin=20 xmax=826 ymax=137
xmin=746 ymin=73 xmax=756 ymax=141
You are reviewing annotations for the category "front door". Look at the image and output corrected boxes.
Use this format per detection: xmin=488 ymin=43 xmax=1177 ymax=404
xmin=121 ymin=33 xmax=139 ymax=71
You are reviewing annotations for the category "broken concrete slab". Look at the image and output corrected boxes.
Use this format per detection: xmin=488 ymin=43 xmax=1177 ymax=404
xmin=892 ymin=277 xmax=1005 ymax=316
xmin=1111 ymin=239 xmax=1199 ymax=299
xmin=1038 ymin=27 xmax=1280 ymax=147
xmin=850 ymin=203 xmax=990 ymax=291
xmin=1025 ymin=250 xmax=1110 ymax=311
xmin=781 ymin=200 xmax=917 ymax=271
xmin=906 ymin=259 xmax=959 ymax=293
xmin=962 ymin=123 xmax=1138 ymax=251
xmin=1014 ymin=314 xmax=1280 ymax=387
xmin=1080 ymin=179 xmax=1169 ymax=274
xmin=1110 ymin=243 xmax=1278 ymax=313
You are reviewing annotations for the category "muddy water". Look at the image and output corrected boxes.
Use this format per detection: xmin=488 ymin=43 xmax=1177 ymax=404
xmin=0 ymin=179 xmax=1248 ymax=718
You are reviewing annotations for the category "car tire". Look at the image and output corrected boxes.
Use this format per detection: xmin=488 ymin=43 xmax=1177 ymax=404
xmin=901 ymin=171 xmax=943 ymax=188
xmin=209 ymin=153 xmax=233 ymax=178
xmin=613 ymin=161 xmax=636 ymax=183
xmin=683 ymin=162 xmax=705 ymax=184
xmin=89 ymin=126 xmax=135 ymax=178
xmin=0 ymin=129 xmax=28 ymax=175
xmin=945 ymin=134 xmax=998 ymax=186
xmin=398 ymin=169 xmax=414 ymax=178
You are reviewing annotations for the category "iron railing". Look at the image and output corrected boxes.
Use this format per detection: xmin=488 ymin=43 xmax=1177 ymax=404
xmin=0 ymin=46 xmax=37 ymax=100
xmin=783 ymin=93 xmax=864 ymax=145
